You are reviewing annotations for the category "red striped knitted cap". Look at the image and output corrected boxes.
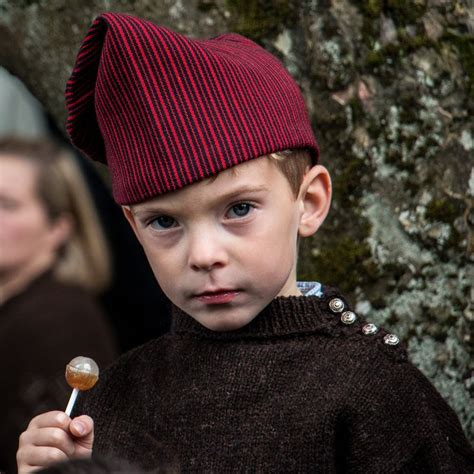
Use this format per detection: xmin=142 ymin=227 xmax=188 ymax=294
xmin=66 ymin=12 xmax=320 ymax=204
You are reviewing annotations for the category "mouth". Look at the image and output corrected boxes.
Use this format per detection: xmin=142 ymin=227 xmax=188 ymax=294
xmin=194 ymin=289 xmax=241 ymax=305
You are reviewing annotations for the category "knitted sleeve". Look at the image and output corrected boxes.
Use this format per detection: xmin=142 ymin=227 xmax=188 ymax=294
xmin=341 ymin=347 xmax=473 ymax=473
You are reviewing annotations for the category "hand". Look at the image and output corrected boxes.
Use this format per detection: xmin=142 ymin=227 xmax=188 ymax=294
xmin=17 ymin=411 xmax=94 ymax=473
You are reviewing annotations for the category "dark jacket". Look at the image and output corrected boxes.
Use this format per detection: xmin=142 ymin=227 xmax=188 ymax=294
xmin=0 ymin=271 xmax=118 ymax=473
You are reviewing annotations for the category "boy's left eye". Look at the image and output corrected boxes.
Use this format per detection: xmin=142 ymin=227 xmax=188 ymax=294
xmin=227 ymin=203 xmax=253 ymax=219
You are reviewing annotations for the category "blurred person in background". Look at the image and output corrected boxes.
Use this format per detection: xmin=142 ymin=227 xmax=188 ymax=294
xmin=0 ymin=137 xmax=118 ymax=473
xmin=0 ymin=66 xmax=172 ymax=354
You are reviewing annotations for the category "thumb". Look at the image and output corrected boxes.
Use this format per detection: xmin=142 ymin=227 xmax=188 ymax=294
xmin=69 ymin=415 xmax=94 ymax=453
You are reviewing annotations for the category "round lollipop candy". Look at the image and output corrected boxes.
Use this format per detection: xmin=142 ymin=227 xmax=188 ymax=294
xmin=64 ymin=356 xmax=99 ymax=416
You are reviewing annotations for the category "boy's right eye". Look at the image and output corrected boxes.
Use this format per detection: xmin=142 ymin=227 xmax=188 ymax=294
xmin=149 ymin=215 xmax=177 ymax=230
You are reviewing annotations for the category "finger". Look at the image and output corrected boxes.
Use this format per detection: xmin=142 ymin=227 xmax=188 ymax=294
xmin=22 ymin=426 xmax=75 ymax=455
xmin=18 ymin=445 xmax=69 ymax=467
xmin=69 ymin=415 xmax=93 ymax=438
xmin=17 ymin=429 xmax=74 ymax=471
xmin=27 ymin=411 xmax=70 ymax=430
xmin=70 ymin=415 xmax=94 ymax=452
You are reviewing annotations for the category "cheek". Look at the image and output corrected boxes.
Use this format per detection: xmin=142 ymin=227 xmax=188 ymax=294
xmin=242 ymin=216 xmax=298 ymax=275
xmin=0 ymin=213 xmax=39 ymax=244
xmin=140 ymin=242 xmax=181 ymax=298
xmin=0 ymin=211 xmax=53 ymax=268
xmin=257 ymin=210 xmax=299 ymax=253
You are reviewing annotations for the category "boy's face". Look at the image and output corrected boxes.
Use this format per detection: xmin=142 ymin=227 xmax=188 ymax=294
xmin=124 ymin=157 xmax=328 ymax=331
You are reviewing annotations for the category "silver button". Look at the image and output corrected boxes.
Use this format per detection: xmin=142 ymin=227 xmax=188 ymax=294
xmin=384 ymin=333 xmax=399 ymax=345
xmin=362 ymin=323 xmax=378 ymax=335
xmin=329 ymin=298 xmax=344 ymax=313
xmin=341 ymin=311 xmax=357 ymax=325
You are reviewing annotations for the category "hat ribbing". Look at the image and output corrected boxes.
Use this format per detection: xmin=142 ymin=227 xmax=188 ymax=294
xmin=66 ymin=12 xmax=319 ymax=204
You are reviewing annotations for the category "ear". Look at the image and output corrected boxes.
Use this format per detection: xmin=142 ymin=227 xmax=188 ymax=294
xmin=297 ymin=165 xmax=332 ymax=237
xmin=122 ymin=206 xmax=144 ymax=245
xmin=49 ymin=214 xmax=74 ymax=250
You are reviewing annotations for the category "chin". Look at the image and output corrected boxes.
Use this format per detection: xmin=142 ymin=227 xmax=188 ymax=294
xmin=202 ymin=319 xmax=246 ymax=332
xmin=199 ymin=311 xmax=254 ymax=332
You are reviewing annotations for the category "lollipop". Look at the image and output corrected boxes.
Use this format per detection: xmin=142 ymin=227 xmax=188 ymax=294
xmin=64 ymin=356 xmax=99 ymax=416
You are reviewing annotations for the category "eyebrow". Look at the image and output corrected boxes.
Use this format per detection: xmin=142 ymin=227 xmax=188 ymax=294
xmin=212 ymin=184 xmax=270 ymax=200
xmin=132 ymin=184 xmax=270 ymax=216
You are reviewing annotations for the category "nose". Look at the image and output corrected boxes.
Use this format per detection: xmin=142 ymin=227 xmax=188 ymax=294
xmin=187 ymin=226 xmax=228 ymax=272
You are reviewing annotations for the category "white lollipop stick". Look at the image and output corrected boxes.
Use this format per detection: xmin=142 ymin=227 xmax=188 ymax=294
xmin=65 ymin=388 xmax=79 ymax=416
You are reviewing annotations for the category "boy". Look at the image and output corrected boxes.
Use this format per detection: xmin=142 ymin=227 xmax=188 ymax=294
xmin=17 ymin=12 xmax=473 ymax=473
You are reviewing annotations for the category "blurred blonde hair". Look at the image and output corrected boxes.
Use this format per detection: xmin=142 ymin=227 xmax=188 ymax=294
xmin=0 ymin=137 xmax=111 ymax=293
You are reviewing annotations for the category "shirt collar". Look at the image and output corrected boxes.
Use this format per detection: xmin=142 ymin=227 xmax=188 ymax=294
xmin=297 ymin=281 xmax=323 ymax=297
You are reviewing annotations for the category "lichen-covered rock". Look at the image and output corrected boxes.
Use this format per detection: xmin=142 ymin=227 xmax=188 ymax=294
xmin=1 ymin=0 xmax=472 ymax=441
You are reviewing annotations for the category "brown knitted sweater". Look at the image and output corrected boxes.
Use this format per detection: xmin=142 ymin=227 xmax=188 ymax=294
xmin=77 ymin=288 xmax=473 ymax=472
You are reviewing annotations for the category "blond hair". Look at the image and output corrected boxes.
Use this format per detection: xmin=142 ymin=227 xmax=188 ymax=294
xmin=206 ymin=149 xmax=313 ymax=197
xmin=0 ymin=137 xmax=111 ymax=293
xmin=268 ymin=149 xmax=313 ymax=197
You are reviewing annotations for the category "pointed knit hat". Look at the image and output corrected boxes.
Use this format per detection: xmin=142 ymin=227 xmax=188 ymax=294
xmin=66 ymin=12 xmax=319 ymax=204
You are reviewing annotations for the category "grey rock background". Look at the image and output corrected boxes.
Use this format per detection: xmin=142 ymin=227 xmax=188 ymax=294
xmin=1 ymin=0 xmax=472 ymax=441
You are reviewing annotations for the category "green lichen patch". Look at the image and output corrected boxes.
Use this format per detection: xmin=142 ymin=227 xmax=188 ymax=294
xmin=442 ymin=33 xmax=474 ymax=98
xmin=425 ymin=197 xmax=463 ymax=224
xmin=360 ymin=0 xmax=433 ymax=76
xmin=362 ymin=0 xmax=427 ymax=25
xmin=397 ymin=29 xmax=433 ymax=52
xmin=224 ymin=0 xmax=298 ymax=41
xmin=10 ymin=0 xmax=40 ymax=6
xmin=299 ymin=233 xmax=378 ymax=293
xmin=364 ymin=34 xmax=435 ymax=75
xmin=333 ymin=156 xmax=370 ymax=206
xmin=197 ymin=0 xmax=215 ymax=13
xmin=386 ymin=0 xmax=427 ymax=26
xmin=362 ymin=0 xmax=382 ymax=18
